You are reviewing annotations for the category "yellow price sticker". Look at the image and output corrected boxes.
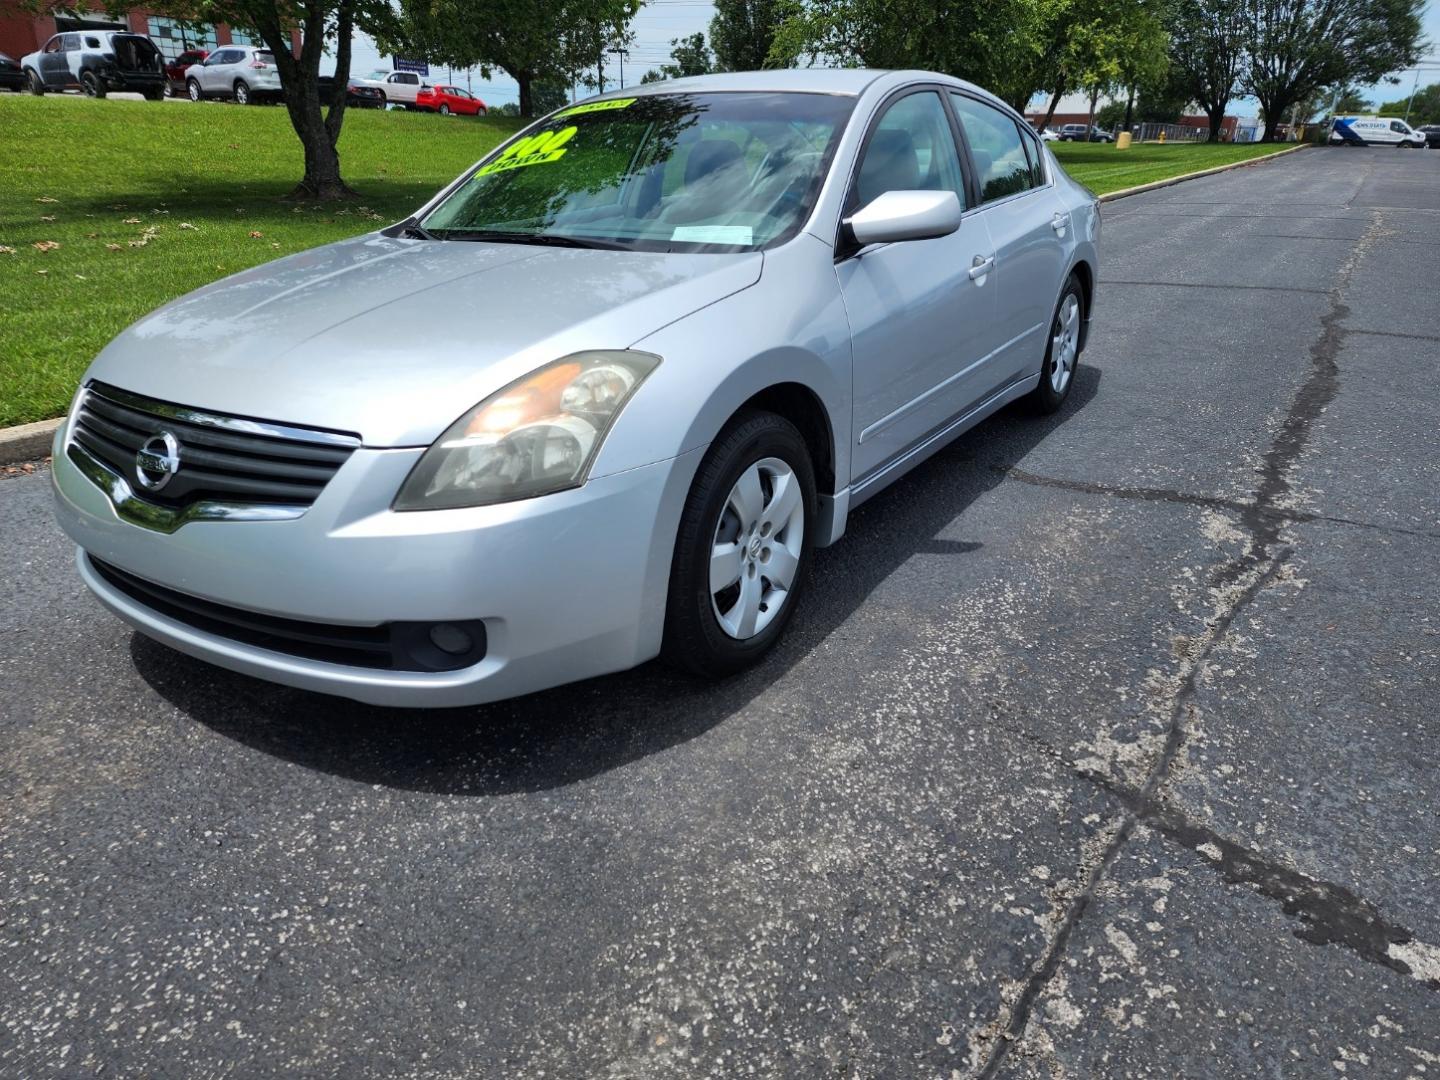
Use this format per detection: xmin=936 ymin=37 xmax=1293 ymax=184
xmin=557 ymin=97 xmax=636 ymax=117
xmin=476 ymin=126 xmax=579 ymax=176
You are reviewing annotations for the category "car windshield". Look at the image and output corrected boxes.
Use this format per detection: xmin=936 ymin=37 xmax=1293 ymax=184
xmin=420 ymin=91 xmax=855 ymax=252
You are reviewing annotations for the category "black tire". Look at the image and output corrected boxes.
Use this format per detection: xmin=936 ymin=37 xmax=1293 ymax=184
xmin=662 ymin=411 xmax=817 ymax=678
xmin=1025 ymin=274 xmax=1085 ymax=415
xmin=26 ymin=69 xmax=44 ymax=95
xmin=144 ymin=86 xmax=164 ymax=101
xmin=187 ymin=78 xmax=201 ymax=101
xmin=81 ymin=70 xmax=105 ymax=98
xmin=233 ymin=80 xmax=251 ymax=104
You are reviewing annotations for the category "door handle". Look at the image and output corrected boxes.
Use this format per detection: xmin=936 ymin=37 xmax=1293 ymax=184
xmin=1051 ymin=212 xmax=1069 ymax=234
xmin=968 ymin=255 xmax=995 ymax=280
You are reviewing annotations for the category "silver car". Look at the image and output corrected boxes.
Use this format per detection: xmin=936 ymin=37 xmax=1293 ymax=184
xmin=52 ymin=70 xmax=1100 ymax=707
xmin=184 ymin=45 xmax=282 ymax=104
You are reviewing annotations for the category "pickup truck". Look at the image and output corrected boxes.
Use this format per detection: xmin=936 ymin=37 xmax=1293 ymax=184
xmin=347 ymin=68 xmax=428 ymax=108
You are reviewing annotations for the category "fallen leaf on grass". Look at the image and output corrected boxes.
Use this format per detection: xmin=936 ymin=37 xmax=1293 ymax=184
xmin=249 ymin=231 xmax=264 ymax=238
xmin=36 ymin=269 xmax=48 ymax=275
xmin=33 ymin=241 xmax=60 ymax=253
xmin=85 ymin=232 xmax=99 ymax=239
xmin=179 ymin=222 xmax=198 ymax=230
xmin=39 ymin=215 xmax=56 ymax=223
xmin=0 ymin=245 xmax=15 ymax=255
xmin=105 ymin=243 xmax=122 ymax=252
xmin=35 ymin=197 xmax=58 ymax=204
xmin=122 ymin=217 xmax=142 ymax=224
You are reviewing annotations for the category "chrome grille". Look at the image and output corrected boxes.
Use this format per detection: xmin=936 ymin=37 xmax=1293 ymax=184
xmin=71 ymin=381 xmax=360 ymax=511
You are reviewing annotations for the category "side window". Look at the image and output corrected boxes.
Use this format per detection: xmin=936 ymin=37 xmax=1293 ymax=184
xmin=1391 ymin=121 xmax=1408 ymax=134
xmin=62 ymin=33 xmax=81 ymax=51
xmin=853 ymin=91 xmax=966 ymax=210
xmin=85 ymin=36 xmax=101 ymax=48
xmin=44 ymin=36 xmax=62 ymax=53
xmin=950 ymin=94 xmax=1036 ymax=204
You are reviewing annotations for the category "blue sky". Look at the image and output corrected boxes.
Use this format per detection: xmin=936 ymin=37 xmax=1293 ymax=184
xmin=342 ymin=0 xmax=1439 ymax=118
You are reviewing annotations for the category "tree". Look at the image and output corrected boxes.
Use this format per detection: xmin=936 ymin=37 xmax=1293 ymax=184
xmin=1096 ymin=99 xmax=1128 ymax=129
xmin=27 ymin=0 xmax=396 ymax=199
xmin=1167 ymin=0 xmax=1244 ymax=140
xmin=1332 ymin=86 xmax=1375 ymax=112
xmin=1240 ymin=0 xmax=1425 ymax=141
xmin=1377 ymin=81 xmax=1439 ymax=122
xmin=390 ymin=0 xmax=640 ymax=115
xmin=710 ymin=0 xmax=796 ymax=71
xmin=640 ymin=31 xmax=713 ymax=83
xmin=771 ymin=0 xmax=1054 ymax=109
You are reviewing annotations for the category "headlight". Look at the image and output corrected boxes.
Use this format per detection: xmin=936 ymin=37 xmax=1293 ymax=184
xmin=393 ymin=350 xmax=661 ymax=510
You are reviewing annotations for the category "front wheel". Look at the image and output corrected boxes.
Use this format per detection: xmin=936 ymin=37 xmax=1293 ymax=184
xmin=187 ymin=78 xmax=201 ymax=101
xmin=164 ymin=79 xmax=175 ymax=97
xmin=26 ymin=69 xmax=44 ymax=95
xmin=1025 ymin=275 xmax=1084 ymax=415
xmin=662 ymin=411 xmax=816 ymax=678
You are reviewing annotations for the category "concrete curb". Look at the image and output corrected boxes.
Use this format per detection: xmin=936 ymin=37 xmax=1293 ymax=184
xmin=1097 ymin=143 xmax=1308 ymax=203
xmin=0 ymin=143 xmax=1309 ymax=467
xmin=0 ymin=418 xmax=60 ymax=468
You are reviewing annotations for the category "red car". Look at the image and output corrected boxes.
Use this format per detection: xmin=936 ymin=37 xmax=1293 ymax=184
xmin=164 ymin=48 xmax=208 ymax=97
xmin=416 ymin=84 xmax=486 ymax=116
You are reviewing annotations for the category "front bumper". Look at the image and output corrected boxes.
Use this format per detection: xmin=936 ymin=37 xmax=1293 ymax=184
xmin=53 ymin=426 xmax=699 ymax=707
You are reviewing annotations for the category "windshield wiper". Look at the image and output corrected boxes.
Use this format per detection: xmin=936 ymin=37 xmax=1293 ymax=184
xmin=390 ymin=217 xmax=440 ymax=241
xmin=434 ymin=229 xmax=631 ymax=251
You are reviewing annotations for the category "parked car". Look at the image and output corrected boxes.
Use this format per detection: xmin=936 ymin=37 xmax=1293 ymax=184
xmin=315 ymin=74 xmax=385 ymax=108
xmin=21 ymin=30 xmax=165 ymax=99
xmin=1038 ymin=127 xmax=1059 ymax=142
xmin=1329 ymin=115 xmax=1428 ymax=147
xmin=0 ymin=51 xmax=26 ymax=91
xmin=51 ymin=70 xmax=1100 ymax=708
xmin=349 ymin=68 xmax=427 ymax=108
xmin=185 ymin=46 xmax=281 ymax=104
xmin=163 ymin=47 xmax=208 ymax=97
xmin=1418 ymin=124 xmax=1440 ymax=149
xmin=1058 ymin=123 xmax=1112 ymax=142
xmin=416 ymin=83 xmax=487 ymax=116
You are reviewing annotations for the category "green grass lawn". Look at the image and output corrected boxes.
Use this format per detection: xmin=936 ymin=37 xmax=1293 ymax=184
xmin=0 ymin=95 xmax=523 ymax=427
xmin=0 ymin=95 xmax=1293 ymax=427
xmin=1050 ymin=140 xmax=1296 ymax=195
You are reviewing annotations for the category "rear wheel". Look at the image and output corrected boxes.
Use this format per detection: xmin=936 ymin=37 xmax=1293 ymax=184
xmin=187 ymin=78 xmax=201 ymax=101
xmin=1026 ymin=274 xmax=1084 ymax=415
xmin=662 ymin=411 xmax=816 ymax=678
xmin=439 ymin=103 xmax=451 ymax=115
xmin=233 ymin=80 xmax=251 ymax=104
xmin=81 ymin=70 xmax=105 ymax=98
xmin=163 ymin=79 xmax=175 ymax=97
xmin=26 ymin=69 xmax=44 ymax=95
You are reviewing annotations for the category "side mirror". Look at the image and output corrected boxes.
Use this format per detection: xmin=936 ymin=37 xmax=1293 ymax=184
xmin=844 ymin=189 xmax=962 ymax=248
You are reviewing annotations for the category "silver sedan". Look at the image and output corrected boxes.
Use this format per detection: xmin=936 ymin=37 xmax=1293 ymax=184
xmin=52 ymin=69 xmax=1101 ymax=707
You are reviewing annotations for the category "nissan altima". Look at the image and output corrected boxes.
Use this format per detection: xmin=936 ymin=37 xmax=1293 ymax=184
xmin=52 ymin=69 xmax=1100 ymax=707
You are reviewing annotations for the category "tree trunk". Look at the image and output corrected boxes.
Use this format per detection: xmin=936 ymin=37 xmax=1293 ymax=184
xmin=260 ymin=6 xmax=356 ymax=199
xmin=1041 ymin=88 xmax=1063 ymax=130
xmin=1123 ymin=86 xmax=1135 ymax=132
xmin=1207 ymin=103 xmax=1227 ymax=142
xmin=517 ymin=71 xmax=534 ymax=117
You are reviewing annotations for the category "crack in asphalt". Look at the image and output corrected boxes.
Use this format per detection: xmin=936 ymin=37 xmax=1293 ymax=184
xmin=1098 ymin=280 xmax=1331 ymax=295
xmin=1084 ymin=781 xmax=1440 ymax=992
xmin=975 ymin=208 xmax=1393 ymax=1077
xmin=996 ymin=466 xmax=1440 ymax=542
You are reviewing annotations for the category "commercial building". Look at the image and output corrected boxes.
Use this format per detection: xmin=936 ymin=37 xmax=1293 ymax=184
xmin=0 ymin=4 xmax=296 ymax=63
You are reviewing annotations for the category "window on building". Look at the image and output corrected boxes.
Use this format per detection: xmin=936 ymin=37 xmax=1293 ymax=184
xmin=146 ymin=17 xmax=218 ymax=62
xmin=228 ymin=28 xmax=258 ymax=47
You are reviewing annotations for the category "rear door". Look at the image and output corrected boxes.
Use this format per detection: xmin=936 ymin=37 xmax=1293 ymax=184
xmin=950 ymin=92 xmax=1069 ymax=392
xmin=836 ymin=87 xmax=998 ymax=483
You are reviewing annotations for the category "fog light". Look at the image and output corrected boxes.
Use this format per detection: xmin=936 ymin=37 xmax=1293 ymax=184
xmin=428 ymin=623 xmax=473 ymax=656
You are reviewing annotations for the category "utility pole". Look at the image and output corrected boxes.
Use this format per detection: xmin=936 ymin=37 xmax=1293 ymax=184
xmin=597 ymin=50 xmax=604 ymax=94
xmin=1403 ymin=68 xmax=1420 ymax=123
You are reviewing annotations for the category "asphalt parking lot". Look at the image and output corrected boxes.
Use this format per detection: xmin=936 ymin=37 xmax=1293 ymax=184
xmin=3 ymin=145 xmax=1438 ymax=1078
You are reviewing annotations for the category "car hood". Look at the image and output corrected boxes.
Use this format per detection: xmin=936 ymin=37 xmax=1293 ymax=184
xmin=87 ymin=233 xmax=763 ymax=446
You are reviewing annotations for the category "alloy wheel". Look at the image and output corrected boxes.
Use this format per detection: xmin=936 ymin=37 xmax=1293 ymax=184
xmin=1050 ymin=291 xmax=1080 ymax=394
xmin=235 ymin=81 xmax=249 ymax=104
xmin=709 ymin=457 xmax=805 ymax=640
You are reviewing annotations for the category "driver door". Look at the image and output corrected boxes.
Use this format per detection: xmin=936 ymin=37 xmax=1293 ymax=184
xmin=40 ymin=36 xmax=69 ymax=87
xmin=836 ymin=89 xmax=998 ymax=483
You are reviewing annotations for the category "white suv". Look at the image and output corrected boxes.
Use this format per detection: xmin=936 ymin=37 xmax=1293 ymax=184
xmin=21 ymin=30 xmax=165 ymax=99
xmin=349 ymin=68 xmax=428 ymax=108
xmin=185 ymin=46 xmax=282 ymax=104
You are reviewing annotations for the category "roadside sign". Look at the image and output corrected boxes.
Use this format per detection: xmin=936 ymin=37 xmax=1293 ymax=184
xmin=393 ymin=58 xmax=429 ymax=76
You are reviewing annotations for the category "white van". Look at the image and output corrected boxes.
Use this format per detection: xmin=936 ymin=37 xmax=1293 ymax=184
xmin=1330 ymin=115 xmax=1427 ymax=147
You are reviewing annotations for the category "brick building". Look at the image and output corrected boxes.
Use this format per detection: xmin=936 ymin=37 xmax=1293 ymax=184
xmin=0 ymin=4 xmax=296 ymax=63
